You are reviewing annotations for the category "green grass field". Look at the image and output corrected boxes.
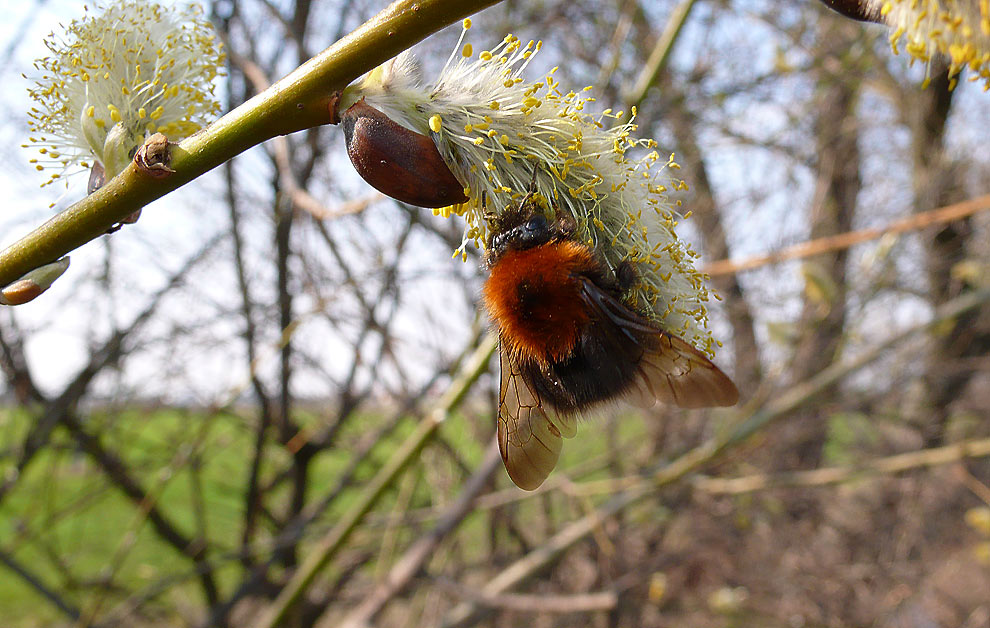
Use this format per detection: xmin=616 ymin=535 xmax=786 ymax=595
xmin=0 ymin=406 xmax=419 ymax=624
xmin=0 ymin=404 xmax=654 ymax=626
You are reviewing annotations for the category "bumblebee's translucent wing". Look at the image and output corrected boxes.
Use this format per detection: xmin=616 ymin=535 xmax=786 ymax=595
xmin=631 ymin=331 xmax=739 ymax=408
xmin=497 ymin=344 xmax=565 ymax=490
xmin=551 ymin=406 xmax=577 ymax=438
xmin=578 ymin=279 xmax=739 ymax=409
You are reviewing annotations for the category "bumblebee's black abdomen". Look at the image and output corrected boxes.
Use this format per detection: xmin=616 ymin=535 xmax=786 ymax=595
xmin=524 ymin=317 xmax=646 ymax=412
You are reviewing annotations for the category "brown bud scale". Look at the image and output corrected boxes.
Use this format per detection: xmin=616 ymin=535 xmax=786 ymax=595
xmin=342 ymin=99 xmax=468 ymax=209
xmin=818 ymin=0 xmax=883 ymax=23
xmin=2 ymin=280 xmax=44 ymax=305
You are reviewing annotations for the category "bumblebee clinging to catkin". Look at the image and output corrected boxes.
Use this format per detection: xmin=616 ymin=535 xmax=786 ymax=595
xmin=482 ymin=186 xmax=739 ymax=491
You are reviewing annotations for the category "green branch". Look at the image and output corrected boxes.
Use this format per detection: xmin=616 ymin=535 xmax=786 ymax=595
xmin=0 ymin=0 xmax=503 ymax=289
xmin=625 ymin=0 xmax=697 ymax=109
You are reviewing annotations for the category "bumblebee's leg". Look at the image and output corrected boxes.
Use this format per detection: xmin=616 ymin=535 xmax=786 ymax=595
xmin=555 ymin=212 xmax=577 ymax=238
xmin=615 ymin=260 xmax=638 ymax=292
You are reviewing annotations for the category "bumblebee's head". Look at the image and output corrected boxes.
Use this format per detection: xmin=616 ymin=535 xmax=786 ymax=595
xmin=492 ymin=212 xmax=550 ymax=251
xmin=486 ymin=196 xmax=576 ymax=267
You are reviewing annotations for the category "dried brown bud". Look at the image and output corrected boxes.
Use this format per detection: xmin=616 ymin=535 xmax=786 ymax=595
xmin=134 ymin=132 xmax=175 ymax=178
xmin=342 ymin=99 xmax=468 ymax=209
xmin=328 ymin=91 xmax=343 ymax=125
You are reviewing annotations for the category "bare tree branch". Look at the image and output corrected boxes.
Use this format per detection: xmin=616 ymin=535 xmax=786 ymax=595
xmin=704 ymin=195 xmax=990 ymax=276
xmin=0 ymin=548 xmax=81 ymax=622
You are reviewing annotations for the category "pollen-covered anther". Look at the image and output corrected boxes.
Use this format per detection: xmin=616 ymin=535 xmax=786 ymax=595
xmin=846 ymin=0 xmax=990 ymax=88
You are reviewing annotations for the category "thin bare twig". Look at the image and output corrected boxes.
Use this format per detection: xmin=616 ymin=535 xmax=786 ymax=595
xmin=703 ymin=194 xmax=990 ymax=276
xmin=692 ymin=437 xmax=990 ymax=495
xmin=193 ymin=338 xmax=477 ymax=628
xmin=625 ymin=0 xmax=698 ymax=107
xmin=0 ymin=548 xmax=81 ymax=622
xmin=0 ymin=234 xmax=223 ymax=508
xmin=436 ymin=577 xmax=618 ymax=613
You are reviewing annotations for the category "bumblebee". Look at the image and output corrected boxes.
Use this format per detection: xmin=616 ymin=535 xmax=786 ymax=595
xmin=483 ymin=190 xmax=739 ymax=489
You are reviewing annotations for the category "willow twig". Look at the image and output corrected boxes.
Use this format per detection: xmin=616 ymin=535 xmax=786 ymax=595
xmin=339 ymin=440 xmax=503 ymax=628
xmin=436 ymin=578 xmax=618 ymax=613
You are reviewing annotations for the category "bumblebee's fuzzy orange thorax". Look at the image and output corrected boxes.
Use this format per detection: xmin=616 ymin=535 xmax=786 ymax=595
xmin=483 ymin=241 xmax=597 ymax=365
